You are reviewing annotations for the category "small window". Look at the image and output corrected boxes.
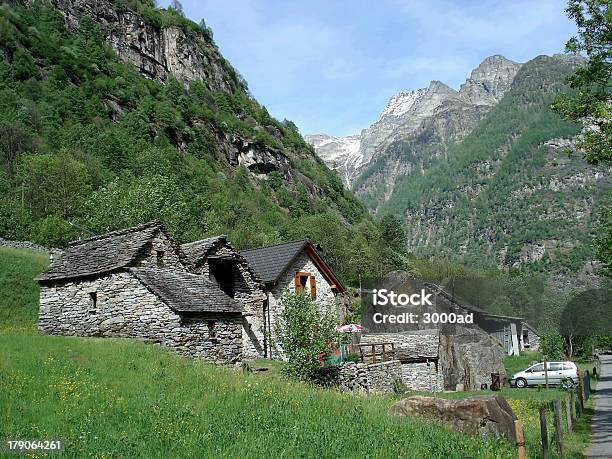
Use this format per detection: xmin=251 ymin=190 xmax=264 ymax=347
xmin=294 ymin=272 xmax=316 ymax=300
xmin=549 ymin=363 xmax=563 ymax=371
xmin=207 ymin=320 xmax=218 ymax=340
xmin=156 ymin=250 xmax=165 ymax=267
xmin=89 ymin=292 xmax=97 ymax=314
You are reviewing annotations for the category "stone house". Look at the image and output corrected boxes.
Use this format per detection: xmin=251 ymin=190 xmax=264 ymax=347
xmin=180 ymin=236 xmax=268 ymax=359
xmin=359 ymin=273 xmax=508 ymax=392
xmin=240 ymin=240 xmax=346 ymax=357
xmin=359 ymin=331 xmax=443 ymax=392
xmin=522 ymin=322 xmax=541 ymax=351
xmin=425 ymin=283 xmax=525 ymax=356
xmin=36 ymin=222 xmax=243 ymax=363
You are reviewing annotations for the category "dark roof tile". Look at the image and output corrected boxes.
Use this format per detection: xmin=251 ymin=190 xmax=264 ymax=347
xmin=130 ymin=268 xmax=242 ymax=313
xmin=240 ymin=240 xmax=308 ymax=284
xmin=36 ymin=221 xmax=166 ymax=282
xmin=181 ymin=236 xmax=226 ymax=263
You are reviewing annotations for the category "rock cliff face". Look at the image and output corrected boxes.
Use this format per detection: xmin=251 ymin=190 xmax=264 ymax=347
xmin=41 ymin=0 xmax=234 ymax=91
xmin=307 ymin=55 xmax=521 ymax=190
xmin=381 ymin=55 xmax=608 ymax=274
xmin=459 ymin=55 xmax=522 ymax=106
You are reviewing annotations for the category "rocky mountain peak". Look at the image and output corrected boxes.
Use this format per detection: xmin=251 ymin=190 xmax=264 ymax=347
xmin=459 ymin=55 xmax=522 ymax=106
xmin=309 ymin=56 xmax=521 ymax=190
xmin=379 ymin=89 xmax=425 ymax=120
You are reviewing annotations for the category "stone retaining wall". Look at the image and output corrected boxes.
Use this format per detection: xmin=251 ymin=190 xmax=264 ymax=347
xmin=332 ymin=360 xmax=403 ymax=395
xmin=0 ymin=237 xmax=63 ymax=254
xmin=401 ymin=361 xmax=443 ymax=392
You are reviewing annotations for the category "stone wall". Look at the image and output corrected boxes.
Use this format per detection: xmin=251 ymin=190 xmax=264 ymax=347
xmin=191 ymin=242 xmax=267 ymax=360
xmin=0 ymin=237 xmax=63 ymax=254
xmin=38 ymin=271 xmax=242 ymax=363
xmin=332 ymin=360 xmax=403 ymax=395
xmin=367 ymin=360 xmax=403 ymax=394
xmin=528 ymin=333 xmax=541 ymax=351
xmin=401 ymin=361 xmax=443 ymax=392
xmin=268 ymin=252 xmax=339 ymax=358
xmin=360 ymin=332 xmax=443 ymax=392
xmin=334 ymin=362 xmax=368 ymax=395
xmin=134 ymin=230 xmax=185 ymax=271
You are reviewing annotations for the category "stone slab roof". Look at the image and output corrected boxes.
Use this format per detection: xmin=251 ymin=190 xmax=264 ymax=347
xmin=181 ymin=236 xmax=226 ymax=263
xmin=36 ymin=221 xmax=169 ymax=283
xmin=240 ymin=240 xmax=345 ymax=291
xmin=424 ymin=282 xmax=524 ymax=322
xmin=130 ymin=268 xmax=242 ymax=313
xmin=240 ymin=240 xmax=308 ymax=284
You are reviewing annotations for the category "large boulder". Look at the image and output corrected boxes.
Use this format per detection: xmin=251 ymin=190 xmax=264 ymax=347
xmin=389 ymin=395 xmax=517 ymax=442
xmin=439 ymin=326 xmax=507 ymax=390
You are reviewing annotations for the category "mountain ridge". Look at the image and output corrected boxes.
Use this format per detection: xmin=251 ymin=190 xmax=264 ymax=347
xmin=305 ymin=55 xmax=522 ymax=188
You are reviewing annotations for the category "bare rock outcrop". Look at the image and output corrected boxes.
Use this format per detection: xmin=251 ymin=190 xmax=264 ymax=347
xmin=39 ymin=0 xmax=234 ymax=91
xmin=389 ymin=395 xmax=517 ymax=442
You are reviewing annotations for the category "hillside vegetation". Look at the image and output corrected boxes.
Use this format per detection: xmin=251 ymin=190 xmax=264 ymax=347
xmin=0 ymin=247 xmax=520 ymax=458
xmin=379 ymin=55 xmax=610 ymax=273
xmin=0 ymin=2 xmax=405 ymax=286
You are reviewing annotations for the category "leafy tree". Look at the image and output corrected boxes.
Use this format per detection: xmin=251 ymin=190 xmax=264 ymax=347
xmin=594 ymin=200 xmax=612 ymax=275
xmin=0 ymin=121 xmax=37 ymax=173
xmin=83 ymin=174 xmax=192 ymax=239
xmin=18 ymin=151 xmax=91 ymax=219
xmin=274 ymin=292 xmax=339 ymax=382
xmin=11 ymin=48 xmax=37 ymax=81
xmin=540 ymin=334 xmax=566 ymax=359
xmin=552 ymin=0 xmax=611 ymax=165
xmin=551 ymin=0 xmax=612 ymax=276
xmin=378 ymin=214 xmax=407 ymax=253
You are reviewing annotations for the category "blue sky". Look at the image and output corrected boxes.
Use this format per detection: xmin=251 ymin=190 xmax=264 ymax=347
xmin=159 ymin=0 xmax=577 ymax=136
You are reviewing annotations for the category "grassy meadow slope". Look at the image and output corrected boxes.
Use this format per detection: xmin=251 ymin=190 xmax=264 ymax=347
xmin=0 ymin=247 xmax=519 ymax=458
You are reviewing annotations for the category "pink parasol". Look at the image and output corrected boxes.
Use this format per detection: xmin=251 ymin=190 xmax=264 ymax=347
xmin=335 ymin=324 xmax=364 ymax=333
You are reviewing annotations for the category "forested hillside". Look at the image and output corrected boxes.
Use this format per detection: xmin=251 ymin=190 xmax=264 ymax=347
xmin=0 ymin=1 xmax=407 ymax=285
xmin=379 ymin=55 xmax=610 ymax=273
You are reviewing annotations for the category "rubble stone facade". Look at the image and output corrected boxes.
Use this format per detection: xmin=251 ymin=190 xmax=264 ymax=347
xmin=268 ymin=252 xmax=337 ymax=358
xmin=38 ymin=271 xmax=242 ymax=362
xmin=185 ymin=241 xmax=267 ymax=360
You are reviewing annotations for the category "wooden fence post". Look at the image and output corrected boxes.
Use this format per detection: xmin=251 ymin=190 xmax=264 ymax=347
xmin=571 ymin=392 xmax=577 ymax=421
xmin=577 ymin=373 xmax=585 ymax=413
xmin=544 ymin=359 xmax=549 ymax=390
xmin=553 ymin=399 xmax=564 ymax=456
xmin=565 ymin=395 xmax=572 ymax=432
xmin=539 ymin=408 xmax=549 ymax=459
xmin=515 ymin=420 xmax=526 ymax=459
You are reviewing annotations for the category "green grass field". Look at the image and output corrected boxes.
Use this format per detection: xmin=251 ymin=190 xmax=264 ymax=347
xmin=0 ymin=247 xmax=593 ymax=458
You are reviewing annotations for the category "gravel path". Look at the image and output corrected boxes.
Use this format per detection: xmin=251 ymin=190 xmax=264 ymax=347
xmin=585 ymin=354 xmax=612 ymax=458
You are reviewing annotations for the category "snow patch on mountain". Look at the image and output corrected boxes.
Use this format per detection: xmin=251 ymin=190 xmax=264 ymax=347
xmin=304 ymin=134 xmax=362 ymax=187
xmin=379 ymin=90 xmax=425 ymax=120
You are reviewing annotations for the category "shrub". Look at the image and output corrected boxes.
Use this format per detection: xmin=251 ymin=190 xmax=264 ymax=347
xmin=274 ymin=292 xmax=339 ymax=382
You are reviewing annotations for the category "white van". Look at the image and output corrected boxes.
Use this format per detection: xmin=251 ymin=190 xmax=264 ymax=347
xmin=509 ymin=361 xmax=578 ymax=388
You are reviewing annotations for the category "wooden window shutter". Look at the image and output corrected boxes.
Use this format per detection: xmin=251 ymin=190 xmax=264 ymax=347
xmin=310 ymin=275 xmax=317 ymax=300
xmin=294 ymin=274 xmax=302 ymax=293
